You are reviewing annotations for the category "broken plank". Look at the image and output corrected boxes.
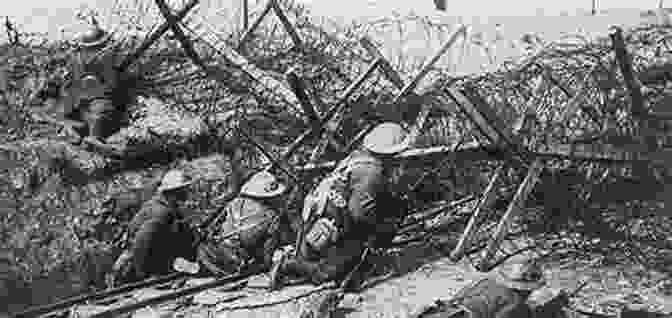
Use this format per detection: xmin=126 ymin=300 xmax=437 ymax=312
xmin=477 ymin=158 xmax=544 ymax=272
xmin=450 ymin=164 xmax=505 ymax=262
xmin=359 ymin=36 xmax=405 ymax=90
xmin=270 ymin=0 xmax=303 ymax=48
xmin=181 ymin=16 xmax=301 ymax=111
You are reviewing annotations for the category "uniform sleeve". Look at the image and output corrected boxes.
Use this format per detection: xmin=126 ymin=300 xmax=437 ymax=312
xmin=130 ymin=203 xmax=174 ymax=276
xmin=495 ymin=302 xmax=534 ymax=318
xmin=259 ymin=216 xmax=281 ymax=269
xmin=347 ymin=164 xmax=384 ymax=227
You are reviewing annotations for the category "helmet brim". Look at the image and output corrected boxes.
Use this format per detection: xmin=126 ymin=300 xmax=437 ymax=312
xmin=158 ymin=181 xmax=193 ymax=192
xmin=497 ymin=272 xmax=546 ymax=291
xmin=78 ymin=32 xmax=111 ymax=48
xmin=241 ymin=183 xmax=287 ymax=198
xmin=364 ymin=138 xmax=411 ymax=155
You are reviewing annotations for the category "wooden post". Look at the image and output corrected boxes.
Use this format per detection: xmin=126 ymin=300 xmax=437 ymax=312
xmin=610 ymin=27 xmax=646 ymax=118
xmin=477 ymin=159 xmax=543 ymax=271
xmin=242 ymin=0 xmax=249 ymax=30
xmin=391 ymin=25 xmax=467 ymax=106
xmin=182 ymin=14 xmax=303 ymax=111
xmin=345 ymin=26 xmax=468 ymax=151
xmin=279 ymin=58 xmax=381 ymax=162
xmin=270 ymin=0 xmax=303 ymax=49
xmin=359 ymin=36 xmax=405 ymax=90
xmin=238 ymin=0 xmax=273 ymax=49
xmin=449 ymin=164 xmax=505 ymax=261
xmin=118 ymin=0 xmax=200 ymax=72
xmin=286 ymin=70 xmax=321 ymax=125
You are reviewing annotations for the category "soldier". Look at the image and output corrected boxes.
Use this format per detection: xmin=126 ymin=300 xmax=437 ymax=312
xmin=269 ymin=122 xmax=411 ymax=290
xmin=65 ymin=18 xmax=122 ymax=143
xmin=194 ymin=170 xmax=289 ymax=275
xmin=111 ymin=169 xmax=197 ymax=284
xmin=411 ymin=260 xmax=546 ymax=318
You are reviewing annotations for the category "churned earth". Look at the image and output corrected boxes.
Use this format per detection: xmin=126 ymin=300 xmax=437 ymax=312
xmin=68 ymin=235 xmax=672 ymax=318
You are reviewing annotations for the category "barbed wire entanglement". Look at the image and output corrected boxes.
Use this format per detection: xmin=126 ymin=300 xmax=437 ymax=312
xmin=3 ymin=0 xmax=672 ymax=315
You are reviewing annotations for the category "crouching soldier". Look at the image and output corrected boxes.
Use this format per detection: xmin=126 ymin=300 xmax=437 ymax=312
xmin=195 ymin=171 xmax=289 ymax=275
xmin=111 ymin=169 xmax=197 ymax=285
xmin=269 ymin=122 xmax=411 ymax=290
xmin=411 ymin=260 xmax=546 ymax=318
xmin=64 ymin=19 xmax=123 ymax=143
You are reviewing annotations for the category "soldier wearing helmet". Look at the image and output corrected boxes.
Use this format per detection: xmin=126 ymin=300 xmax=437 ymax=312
xmin=412 ymin=260 xmax=546 ymax=318
xmin=193 ymin=171 xmax=289 ymax=276
xmin=111 ymin=169 xmax=198 ymax=284
xmin=269 ymin=122 xmax=411 ymax=290
xmin=63 ymin=17 xmax=122 ymax=143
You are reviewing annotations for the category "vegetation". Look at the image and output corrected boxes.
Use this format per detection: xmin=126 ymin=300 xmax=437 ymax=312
xmin=1 ymin=0 xmax=672 ymax=314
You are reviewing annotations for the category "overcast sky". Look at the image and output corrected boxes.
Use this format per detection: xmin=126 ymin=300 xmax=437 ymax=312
xmin=2 ymin=0 xmax=664 ymax=37
xmin=1 ymin=0 xmax=664 ymax=74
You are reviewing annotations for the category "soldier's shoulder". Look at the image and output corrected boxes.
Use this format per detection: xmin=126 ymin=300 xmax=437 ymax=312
xmin=347 ymin=153 xmax=383 ymax=173
xmin=229 ymin=197 xmax=273 ymax=213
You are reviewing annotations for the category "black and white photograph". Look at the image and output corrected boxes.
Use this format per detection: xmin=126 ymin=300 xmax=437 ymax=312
xmin=1 ymin=0 xmax=671 ymax=317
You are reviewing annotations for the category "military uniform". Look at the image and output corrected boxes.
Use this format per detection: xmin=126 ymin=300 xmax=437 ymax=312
xmin=112 ymin=170 xmax=196 ymax=284
xmin=271 ymin=122 xmax=410 ymax=288
xmin=121 ymin=194 xmax=196 ymax=280
xmin=412 ymin=262 xmax=545 ymax=318
xmin=197 ymin=171 xmax=287 ymax=275
xmin=65 ymin=24 xmax=122 ymax=140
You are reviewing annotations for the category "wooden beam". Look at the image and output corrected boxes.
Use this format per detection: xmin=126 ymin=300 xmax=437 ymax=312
xmin=442 ymin=89 xmax=503 ymax=145
xmin=450 ymin=164 xmax=505 ymax=261
xmin=279 ymin=58 xmax=381 ymax=162
xmin=242 ymin=0 xmax=249 ymax=30
xmin=610 ymin=27 xmax=646 ymax=118
xmin=345 ymin=26 xmax=467 ymax=150
xmin=359 ymin=36 xmax=405 ymax=90
xmin=181 ymin=16 xmax=302 ymax=111
xmin=238 ymin=0 xmax=273 ymax=49
xmin=118 ymin=0 xmax=200 ymax=72
xmin=269 ymin=0 xmax=303 ymax=49
xmin=286 ymin=70 xmax=320 ymax=124
xmin=390 ymin=25 xmax=467 ymax=106
xmin=477 ymin=158 xmax=543 ymax=271
xmin=295 ymin=141 xmax=669 ymax=173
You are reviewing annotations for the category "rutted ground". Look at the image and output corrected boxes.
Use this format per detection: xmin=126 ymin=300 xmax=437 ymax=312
xmin=68 ymin=236 xmax=672 ymax=318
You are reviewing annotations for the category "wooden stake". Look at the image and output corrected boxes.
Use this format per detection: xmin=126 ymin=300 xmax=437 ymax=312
xmin=279 ymin=58 xmax=381 ymax=162
xmin=270 ymin=0 xmax=303 ymax=49
xmin=359 ymin=36 xmax=405 ymax=90
xmin=449 ymin=164 xmax=505 ymax=261
xmin=182 ymin=16 xmax=302 ymax=111
xmin=118 ymin=0 xmax=200 ymax=72
xmin=238 ymin=0 xmax=273 ymax=49
xmin=477 ymin=159 xmax=543 ymax=271
xmin=390 ymin=25 xmax=467 ymax=106
xmin=286 ymin=70 xmax=321 ymax=125
xmin=610 ymin=27 xmax=646 ymax=118
xmin=242 ymin=0 xmax=249 ymax=30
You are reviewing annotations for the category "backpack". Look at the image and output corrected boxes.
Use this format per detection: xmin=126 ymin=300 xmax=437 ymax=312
xmin=301 ymin=155 xmax=379 ymax=251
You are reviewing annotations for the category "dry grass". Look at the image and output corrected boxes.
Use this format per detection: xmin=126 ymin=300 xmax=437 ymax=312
xmin=1 ymin=0 xmax=672 ymax=313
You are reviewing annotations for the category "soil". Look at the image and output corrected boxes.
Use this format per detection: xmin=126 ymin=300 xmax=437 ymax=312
xmin=64 ymin=236 xmax=672 ymax=318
